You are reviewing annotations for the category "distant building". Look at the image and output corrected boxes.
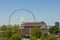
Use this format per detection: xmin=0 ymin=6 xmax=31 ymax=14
xmin=21 ymin=21 xmax=47 ymax=37
xmin=55 ymin=22 xmax=59 ymax=27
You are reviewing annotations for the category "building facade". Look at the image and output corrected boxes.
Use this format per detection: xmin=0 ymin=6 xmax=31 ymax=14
xmin=21 ymin=21 xmax=47 ymax=37
xmin=55 ymin=22 xmax=59 ymax=27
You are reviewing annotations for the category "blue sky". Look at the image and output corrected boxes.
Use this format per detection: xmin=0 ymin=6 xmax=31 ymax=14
xmin=0 ymin=0 xmax=60 ymax=26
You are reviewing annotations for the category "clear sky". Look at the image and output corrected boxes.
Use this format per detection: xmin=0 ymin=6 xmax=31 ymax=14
xmin=0 ymin=0 xmax=60 ymax=26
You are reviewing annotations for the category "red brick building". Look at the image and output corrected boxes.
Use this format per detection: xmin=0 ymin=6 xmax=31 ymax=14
xmin=21 ymin=21 xmax=47 ymax=37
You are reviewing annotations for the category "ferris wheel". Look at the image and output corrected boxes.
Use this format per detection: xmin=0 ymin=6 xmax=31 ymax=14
xmin=8 ymin=8 xmax=36 ymax=25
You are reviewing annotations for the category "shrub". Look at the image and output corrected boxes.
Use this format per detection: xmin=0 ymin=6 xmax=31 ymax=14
xmin=29 ymin=36 xmax=37 ymax=40
xmin=31 ymin=26 xmax=42 ymax=38
xmin=11 ymin=34 xmax=21 ymax=40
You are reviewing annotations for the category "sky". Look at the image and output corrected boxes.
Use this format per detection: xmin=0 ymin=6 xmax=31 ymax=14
xmin=0 ymin=0 xmax=60 ymax=26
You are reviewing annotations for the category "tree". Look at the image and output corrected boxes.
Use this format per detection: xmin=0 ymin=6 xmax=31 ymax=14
xmin=31 ymin=26 xmax=42 ymax=38
xmin=58 ymin=27 xmax=60 ymax=33
xmin=1 ymin=25 xmax=7 ymax=31
xmin=29 ymin=36 xmax=37 ymax=40
xmin=40 ymin=37 xmax=48 ymax=40
xmin=40 ymin=33 xmax=49 ymax=40
xmin=13 ymin=25 xmax=20 ymax=33
xmin=48 ymin=34 xmax=57 ymax=40
xmin=40 ymin=33 xmax=57 ymax=40
xmin=0 ymin=25 xmax=7 ymax=39
xmin=49 ymin=26 xmax=59 ymax=34
xmin=4 ymin=25 xmax=21 ymax=40
xmin=11 ymin=33 xmax=21 ymax=40
xmin=5 ymin=26 xmax=13 ymax=39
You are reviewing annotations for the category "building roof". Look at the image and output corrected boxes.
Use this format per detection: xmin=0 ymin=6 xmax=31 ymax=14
xmin=21 ymin=21 xmax=46 ymax=26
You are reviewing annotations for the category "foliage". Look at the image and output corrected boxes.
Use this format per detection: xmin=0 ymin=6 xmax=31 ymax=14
xmin=29 ymin=36 xmax=37 ymax=40
xmin=1 ymin=25 xmax=7 ymax=31
xmin=11 ymin=33 xmax=21 ymax=40
xmin=58 ymin=28 xmax=60 ymax=33
xmin=7 ymin=26 xmax=13 ymax=30
xmin=5 ymin=25 xmax=21 ymax=40
xmin=5 ymin=30 xmax=12 ymax=38
xmin=48 ymin=34 xmax=57 ymax=40
xmin=0 ymin=25 xmax=60 ymax=40
xmin=31 ymin=26 xmax=42 ymax=38
xmin=40 ymin=33 xmax=57 ymax=40
xmin=44 ymin=33 xmax=49 ymax=38
xmin=49 ymin=26 xmax=59 ymax=34
xmin=5 ymin=26 xmax=14 ymax=39
xmin=13 ymin=25 xmax=20 ymax=33
xmin=40 ymin=33 xmax=49 ymax=40
xmin=40 ymin=37 xmax=48 ymax=40
xmin=58 ymin=37 xmax=60 ymax=40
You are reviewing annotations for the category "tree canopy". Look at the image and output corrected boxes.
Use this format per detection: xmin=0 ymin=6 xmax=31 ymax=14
xmin=49 ymin=26 xmax=59 ymax=34
xmin=31 ymin=26 xmax=42 ymax=38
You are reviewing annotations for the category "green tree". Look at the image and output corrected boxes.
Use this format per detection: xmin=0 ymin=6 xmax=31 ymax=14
xmin=48 ymin=34 xmax=57 ymax=40
xmin=5 ymin=26 xmax=13 ymax=39
xmin=49 ymin=26 xmax=59 ymax=34
xmin=40 ymin=33 xmax=49 ymax=40
xmin=58 ymin=27 xmax=60 ymax=33
xmin=13 ymin=25 xmax=20 ymax=33
xmin=58 ymin=37 xmax=60 ymax=40
xmin=5 ymin=25 xmax=21 ymax=40
xmin=40 ymin=37 xmax=48 ymax=40
xmin=29 ymin=36 xmax=37 ymax=40
xmin=1 ymin=25 xmax=7 ymax=31
xmin=11 ymin=33 xmax=21 ymax=40
xmin=31 ymin=26 xmax=42 ymax=38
